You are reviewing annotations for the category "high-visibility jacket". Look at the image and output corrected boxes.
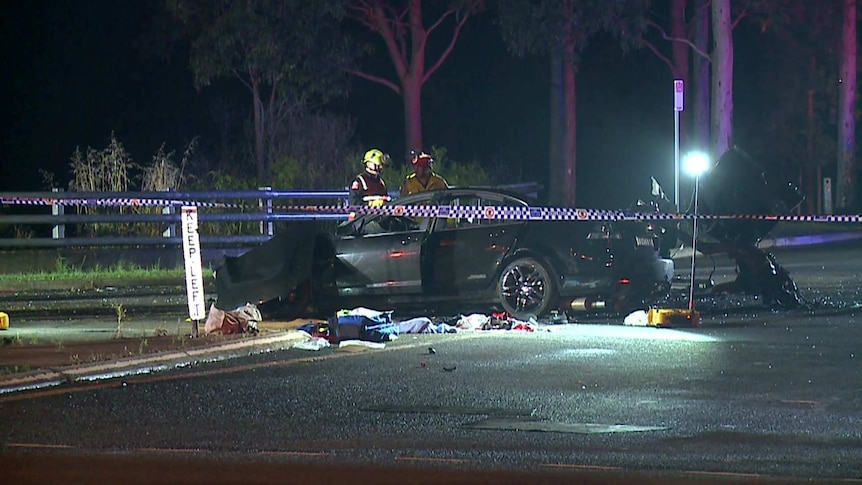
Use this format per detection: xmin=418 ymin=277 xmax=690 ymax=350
xmin=400 ymin=173 xmax=448 ymax=196
xmin=349 ymin=171 xmax=387 ymax=206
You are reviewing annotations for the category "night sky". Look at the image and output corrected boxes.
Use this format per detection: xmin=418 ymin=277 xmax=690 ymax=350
xmin=0 ymin=1 xmax=814 ymax=208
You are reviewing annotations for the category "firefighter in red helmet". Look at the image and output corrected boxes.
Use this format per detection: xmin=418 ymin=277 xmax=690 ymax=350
xmin=349 ymin=148 xmax=391 ymax=207
xmin=400 ymin=150 xmax=449 ymax=196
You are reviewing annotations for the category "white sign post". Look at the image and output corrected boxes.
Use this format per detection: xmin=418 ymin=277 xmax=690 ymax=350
xmin=181 ymin=206 xmax=206 ymax=337
xmin=673 ymin=79 xmax=685 ymax=212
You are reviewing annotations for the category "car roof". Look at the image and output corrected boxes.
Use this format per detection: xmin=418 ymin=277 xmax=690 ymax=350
xmin=390 ymin=187 xmax=532 ymax=207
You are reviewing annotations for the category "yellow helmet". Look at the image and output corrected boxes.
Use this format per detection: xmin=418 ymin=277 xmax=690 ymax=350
xmin=363 ymin=149 xmax=386 ymax=165
xmin=363 ymin=148 xmax=389 ymax=176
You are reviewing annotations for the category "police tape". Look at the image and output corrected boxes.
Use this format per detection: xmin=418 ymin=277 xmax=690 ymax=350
xmin=0 ymin=196 xmax=231 ymax=209
xmin=1 ymin=195 xmax=861 ymax=223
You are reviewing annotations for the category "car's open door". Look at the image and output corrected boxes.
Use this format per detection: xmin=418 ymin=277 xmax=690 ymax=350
xmin=333 ymin=214 xmax=427 ymax=297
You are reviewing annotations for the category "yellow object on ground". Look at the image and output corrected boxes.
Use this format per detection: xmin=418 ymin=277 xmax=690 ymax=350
xmin=647 ymin=308 xmax=699 ymax=327
xmin=0 ymin=312 xmax=9 ymax=330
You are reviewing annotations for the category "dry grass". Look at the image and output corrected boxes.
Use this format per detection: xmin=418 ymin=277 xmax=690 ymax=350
xmin=67 ymin=134 xmax=196 ymax=237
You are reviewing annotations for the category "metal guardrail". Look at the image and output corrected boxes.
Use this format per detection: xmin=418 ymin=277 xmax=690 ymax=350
xmin=0 ymin=183 xmax=540 ymax=249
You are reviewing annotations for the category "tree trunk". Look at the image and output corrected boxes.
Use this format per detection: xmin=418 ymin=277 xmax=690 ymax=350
xmin=837 ymin=0 xmax=857 ymax=210
xmin=711 ymin=0 xmax=733 ymax=159
xmin=671 ymin=0 xmax=689 ymax=148
xmin=807 ymin=82 xmax=816 ymax=214
xmin=403 ymin=74 xmax=423 ymax=151
xmin=562 ymin=61 xmax=577 ymax=207
xmin=562 ymin=0 xmax=578 ymax=207
xmin=693 ymin=0 xmax=710 ymax=153
xmin=403 ymin=0 xmax=426 ymax=151
xmin=549 ymin=46 xmax=565 ymax=206
xmin=251 ymin=79 xmax=266 ymax=179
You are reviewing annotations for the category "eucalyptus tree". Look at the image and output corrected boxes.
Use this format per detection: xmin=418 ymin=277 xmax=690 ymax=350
xmin=635 ymin=0 xmax=710 ymax=152
xmin=347 ymin=0 xmax=484 ymax=153
xmin=711 ymin=0 xmax=733 ymax=158
xmin=496 ymin=0 xmax=638 ymax=206
xmin=168 ymin=0 xmax=351 ymax=179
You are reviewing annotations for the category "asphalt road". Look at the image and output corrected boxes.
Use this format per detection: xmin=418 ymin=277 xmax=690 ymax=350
xmin=2 ymin=242 xmax=862 ymax=484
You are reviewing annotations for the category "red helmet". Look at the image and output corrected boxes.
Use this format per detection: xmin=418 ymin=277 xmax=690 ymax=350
xmin=411 ymin=152 xmax=433 ymax=168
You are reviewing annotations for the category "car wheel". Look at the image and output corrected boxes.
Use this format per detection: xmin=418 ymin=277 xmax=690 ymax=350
xmin=497 ymin=257 xmax=556 ymax=320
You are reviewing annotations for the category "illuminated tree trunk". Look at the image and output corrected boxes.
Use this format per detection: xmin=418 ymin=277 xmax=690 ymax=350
xmin=710 ymin=0 xmax=733 ymax=159
xmin=670 ymin=0 xmax=689 ymax=148
xmin=837 ymin=0 xmax=857 ymax=210
xmin=403 ymin=65 xmax=424 ymax=151
xmin=692 ymin=0 xmax=710 ymax=152
xmin=402 ymin=1 xmax=426 ymax=151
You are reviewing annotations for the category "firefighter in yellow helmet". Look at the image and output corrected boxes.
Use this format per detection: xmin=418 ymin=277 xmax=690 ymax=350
xmin=349 ymin=148 xmax=391 ymax=207
xmin=400 ymin=150 xmax=449 ymax=196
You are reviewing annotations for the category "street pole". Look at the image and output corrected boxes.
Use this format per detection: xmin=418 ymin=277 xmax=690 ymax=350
xmin=674 ymin=111 xmax=680 ymax=211
xmin=673 ymin=80 xmax=684 ymax=212
xmin=688 ymin=175 xmax=700 ymax=311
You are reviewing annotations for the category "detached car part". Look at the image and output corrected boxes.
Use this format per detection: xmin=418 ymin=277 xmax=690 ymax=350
xmin=687 ymin=147 xmax=806 ymax=307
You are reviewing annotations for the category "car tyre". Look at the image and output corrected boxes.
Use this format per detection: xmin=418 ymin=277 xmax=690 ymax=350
xmin=497 ymin=257 xmax=556 ymax=320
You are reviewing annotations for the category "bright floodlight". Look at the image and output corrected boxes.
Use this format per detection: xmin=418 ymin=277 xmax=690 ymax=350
xmin=683 ymin=151 xmax=710 ymax=177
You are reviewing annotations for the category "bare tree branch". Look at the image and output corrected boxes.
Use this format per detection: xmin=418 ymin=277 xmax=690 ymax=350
xmin=371 ymin=1 xmax=409 ymax=80
xmin=647 ymin=19 xmax=711 ymax=62
xmin=231 ymin=68 xmax=253 ymax=91
xmin=346 ymin=68 xmax=402 ymax=94
xmin=425 ymin=7 xmax=457 ymax=37
xmin=640 ymin=36 xmax=675 ymax=72
xmin=424 ymin=10 xmax=471 ymax=82
xmin=346 ymin=1 xmax=378 ymax=31
xmin=380 ymin=1 xmax=410 ymax=63
xmin=731 ymin=7 xmax=748 ymax=30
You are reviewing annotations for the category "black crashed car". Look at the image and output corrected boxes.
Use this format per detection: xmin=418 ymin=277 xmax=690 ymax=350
xmin=304 ymin=187 xmax=674 ymax=320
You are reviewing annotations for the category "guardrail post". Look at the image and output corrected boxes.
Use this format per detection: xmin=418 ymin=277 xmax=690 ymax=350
xmin=162 ymin=204 xmax=176 ymax=238
xmin=258 ymin=186 xmax=273 ymax=236
xmin=51 ymin=188 xmax=65 ymax=239
xmin=160 ymin=188 xmax=177 ymax=238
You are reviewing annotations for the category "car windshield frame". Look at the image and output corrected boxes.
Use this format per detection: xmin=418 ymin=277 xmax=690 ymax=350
xmin=335 ymin=188 xmax=530 ymax=237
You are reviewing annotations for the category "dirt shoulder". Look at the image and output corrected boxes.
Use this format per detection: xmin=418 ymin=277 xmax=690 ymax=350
xmin=0 ymin=317 xmax=313 ymax=375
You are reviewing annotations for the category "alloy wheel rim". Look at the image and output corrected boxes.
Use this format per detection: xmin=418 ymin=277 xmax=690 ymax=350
xmin=501 ymin=263 xmax=546 ymax=313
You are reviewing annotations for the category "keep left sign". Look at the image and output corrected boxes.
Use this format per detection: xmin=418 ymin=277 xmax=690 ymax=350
xmin=181 ymin=206 xmax=206 ymax=320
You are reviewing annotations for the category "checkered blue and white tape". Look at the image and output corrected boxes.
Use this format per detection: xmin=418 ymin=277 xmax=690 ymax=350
xmin=1 ymin=195 xmax=861 ymax=223
xmin=0 ymin=196 xmax=230 ymax=209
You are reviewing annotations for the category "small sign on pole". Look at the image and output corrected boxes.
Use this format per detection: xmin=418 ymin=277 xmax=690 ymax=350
xmin=181 ymin=206 xmax=206 ymax=337
xmin=674 ymin=79 xmax=684 ymax=112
